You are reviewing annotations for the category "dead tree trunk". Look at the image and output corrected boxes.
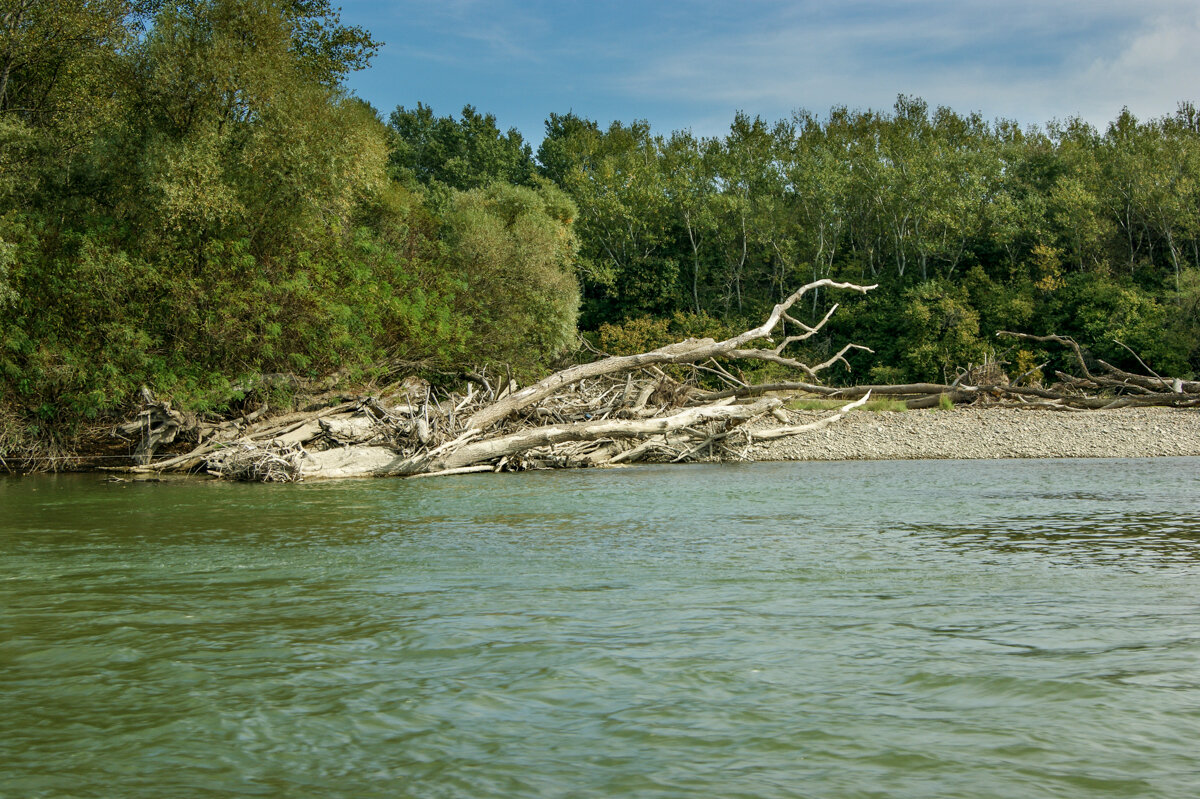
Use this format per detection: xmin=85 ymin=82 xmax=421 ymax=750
xmin=114 ymin=279 xmax=880 ymax=481
xmin=466 ymin=278 xmax=875 ymax=431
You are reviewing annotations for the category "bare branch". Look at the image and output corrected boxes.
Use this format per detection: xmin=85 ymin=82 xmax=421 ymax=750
xmin=466 ymin=279 xmax=876 ymax=431
xmin=750 ymin=393 xmax=873 ymax=440
xmin=996 ymin=331 xmax=1093 ymax=378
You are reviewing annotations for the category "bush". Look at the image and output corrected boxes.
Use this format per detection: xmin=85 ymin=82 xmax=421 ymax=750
xmin=1047 ymin=274 xmax=1187 ymax=375
xmin=438 ymin=181 xmax=581 ymax=376
xmin=596 ymin=311 xmax=737 ymax=356
xmin=898 ymin=280 xmax=988 ymax=381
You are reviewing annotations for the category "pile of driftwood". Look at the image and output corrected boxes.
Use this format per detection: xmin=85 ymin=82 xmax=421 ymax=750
xmin=115 ymin=279 xmax=876 ymax=481
xmin=111 ymin=278 xmax=1200 ymax=482
xmin=787 ymin=331 xmax=1200 ymax=412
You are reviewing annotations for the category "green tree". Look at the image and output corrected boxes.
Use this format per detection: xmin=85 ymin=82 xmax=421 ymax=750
xmin=784 ymin=110 xmax=851 ymax=286
xmin=899 ymin=280 xmax=988 ymax=381
xmin=388 ymin=103 xmax=535 ymax=191
xmin=542 ymin=116 xmax=675 ymax=323
xmin=661 ymin=130 xmax=718 ymax=313
xmin=439 ymin=181 xmax=580 ymax=374
xmin=0 ymin=0 xmax=140 ymax=203
xmin=709 ymin=112 xmax=779 ymax=314
xmin=0 ymin=0 xmax=403 ymax=430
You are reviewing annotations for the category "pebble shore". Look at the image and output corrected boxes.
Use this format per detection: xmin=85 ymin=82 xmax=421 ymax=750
xmin=747 ymin=406 xmax=1200 ymax=462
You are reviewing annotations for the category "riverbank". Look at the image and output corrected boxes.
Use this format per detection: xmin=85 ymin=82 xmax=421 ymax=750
xmin=11 ymin=404 xmax=1198 ymax=479
xmin=747 ymin=406 xmax=1200 ymax=462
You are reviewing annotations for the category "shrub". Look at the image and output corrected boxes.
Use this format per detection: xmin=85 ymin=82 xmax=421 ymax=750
xmin=439 ymin=182 xmax=581 ymax=376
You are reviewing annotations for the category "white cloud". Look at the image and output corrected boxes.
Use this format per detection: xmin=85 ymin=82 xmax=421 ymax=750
xmin=1069 ymin=5 xmax=1200 ymax=123
xmin=617 ymin=0 xmax=1200 ymax=129
xmin=341 ymin=0 xmax=1200 ymax=141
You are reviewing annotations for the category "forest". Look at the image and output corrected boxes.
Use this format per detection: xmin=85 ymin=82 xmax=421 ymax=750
xmin=3 ymin=0 xmax=1200 ymax=467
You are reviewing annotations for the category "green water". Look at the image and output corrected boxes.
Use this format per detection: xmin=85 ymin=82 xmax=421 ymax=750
xmin=2 ymin=459 xmax=1200 ymax=798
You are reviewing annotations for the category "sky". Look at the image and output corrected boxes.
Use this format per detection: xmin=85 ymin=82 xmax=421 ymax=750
xmin=338 ymin=0 xmax=1200 ymax=144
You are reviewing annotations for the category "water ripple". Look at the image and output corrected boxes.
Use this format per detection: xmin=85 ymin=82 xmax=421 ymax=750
xmin=2 ymin=458 xmax=1200 ymax=797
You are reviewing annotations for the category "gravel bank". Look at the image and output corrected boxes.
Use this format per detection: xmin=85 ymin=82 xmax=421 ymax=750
xmin=747 ymin=406 xmax=1200 ymax=462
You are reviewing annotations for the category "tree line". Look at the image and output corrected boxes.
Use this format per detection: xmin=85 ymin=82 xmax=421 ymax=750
xmin=3 ymin=1 xmax=1199 ymax=459
xmin=393 ymin=97 xmax=1200 ymax=387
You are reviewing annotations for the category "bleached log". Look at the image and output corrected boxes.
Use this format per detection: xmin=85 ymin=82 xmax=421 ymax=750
xmin=319 ymin=416 xmax=385 ymax=444
xmin=417 ymin=398 xmax=781 ymax=473
xmin=466 ymin=278 xmax=875 ymax=431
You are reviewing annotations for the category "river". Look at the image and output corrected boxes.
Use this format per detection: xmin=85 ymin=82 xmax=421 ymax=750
xmin=2 ymin=458 xmax=1199 ymax=798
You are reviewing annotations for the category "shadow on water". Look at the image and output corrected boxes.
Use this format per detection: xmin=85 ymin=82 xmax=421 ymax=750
xmin=911 ymin=511 xmax=1200 ymax=570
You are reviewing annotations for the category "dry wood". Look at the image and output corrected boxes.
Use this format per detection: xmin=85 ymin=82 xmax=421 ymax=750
xmin=146 ymin=278 xmax=872 ymax=480
xmin=115 ymin=282 xmax=1197 ymax=482
xmin=465 ymin=278 xmax=875 ymax=432
xmin=419 ymin=398 xmax=781 ymax=473
xmin=115 ymin=388 xmax=186 ymax=465
xmin=995 ymin=330 xmax=1200 ymax=408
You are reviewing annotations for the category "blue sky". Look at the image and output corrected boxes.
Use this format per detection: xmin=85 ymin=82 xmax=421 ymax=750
xmin=339 ymin=0 xmax=1200 ymax=144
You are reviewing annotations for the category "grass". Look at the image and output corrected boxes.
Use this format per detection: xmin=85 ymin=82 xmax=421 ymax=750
xmin=785 ymin=396 xmax=909 ymax=413
xmin=862 ymin=398 xmax=908 ymax=412
xmin=786 ymin=398 xmax=847 ymax=411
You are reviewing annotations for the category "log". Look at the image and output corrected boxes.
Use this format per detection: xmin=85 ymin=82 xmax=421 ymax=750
xmin=466 ymin=278 xmax=875 ymax=431
xmin=418 ymin=398 xmax=781 ymax=473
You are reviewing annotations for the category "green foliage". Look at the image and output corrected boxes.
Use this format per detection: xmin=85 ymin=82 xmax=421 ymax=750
xmin=1047 ymin=274 xmax=1187 ymax=375
xmin=438 ymin=182 xmax=580 ymax=375
xmin=596 ymin=311 xmax=734 ymax=356
xmin=1172 ymin=267 xmax=1200 ymax=368
xmin=537 ymin=116 xmax=679 ymax=324
xmin=538 ymin=97 xmax=1200 ymax=382
xmin=281 ymin=0 xmax=380 ymax=85
xmin=867 ymin=365 xmax=908 ymax=385
xmin=0 ymin=0 xmax=481 ymax=446
xmin=596 ymin=316 xmax=672 ymax=356
xmin=388 ymin=103 xmax=535 ymax=191
xmin=898 ymin=281 xmax=988 ymax=382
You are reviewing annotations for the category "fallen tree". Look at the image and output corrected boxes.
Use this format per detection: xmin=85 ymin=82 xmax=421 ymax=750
xmin=113 ymin=279 xmax=879 ymax=481
xmin=813 ymin=332 xmax=1200 ymax=412
xmin=109 ymin=284 xmax=1200 ymax=482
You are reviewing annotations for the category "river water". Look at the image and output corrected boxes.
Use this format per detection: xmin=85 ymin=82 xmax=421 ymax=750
xmin=2 ymin=458 xmax=1199 ymax=798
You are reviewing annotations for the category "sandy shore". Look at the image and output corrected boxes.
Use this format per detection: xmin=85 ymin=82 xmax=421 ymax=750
xmin=746 ymin=406 xmax=1200 ymax=462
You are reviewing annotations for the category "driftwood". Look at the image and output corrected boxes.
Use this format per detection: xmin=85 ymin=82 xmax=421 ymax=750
xmin=465 ymin=279 xmax=874 ymax=431
xmin=113 ymin=388 xmax=186 ymax=465
xmin=667 ymin=329 xmax=1200 ymax=416
xmin=207 ymin=442 xmax=308 ymax=483
xmin=112 ymin=279 xmax=881 ymax=481
xmin=781 ymin=332 xmax=1200 ymax=412
xmin=110 ymin=281 xmax=1198 ymax=482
